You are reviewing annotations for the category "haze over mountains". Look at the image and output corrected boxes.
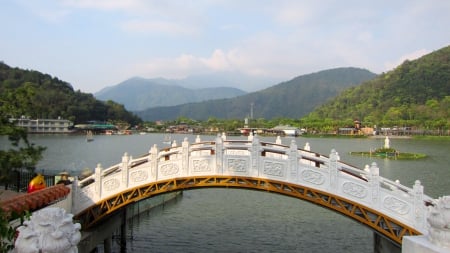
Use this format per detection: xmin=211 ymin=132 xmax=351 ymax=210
xmin=135 ymin=67 xmax=377 ymax=121
xmin=95 ymin=77 xmax=248 ymax=111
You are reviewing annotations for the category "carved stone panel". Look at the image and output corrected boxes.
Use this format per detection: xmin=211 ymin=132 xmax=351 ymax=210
xmin=342 ymin=182 xmax=367 ymax=198
xmin=160 ymin=163 xmax=180 ymax=176
xmin=130 ymin=170 xmax=148 ymax=182
xmin=263 ymin=161 xmax=285 ymax=178
xmin=192 ymin=159 xmax=211 ymax=172
xmin=383 ymin=196 xmax=410 ymax=215
xmin=301 ymin=170 xmax=325 ymax=185
xmin=227 ymin=158 xmax=248 ymax=173
xmin=103 ymin=178 xmax=120 ymax=192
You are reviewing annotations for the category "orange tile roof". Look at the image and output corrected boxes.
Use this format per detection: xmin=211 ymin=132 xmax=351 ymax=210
xmin=0 ymin=184 xmax=70 ymax=215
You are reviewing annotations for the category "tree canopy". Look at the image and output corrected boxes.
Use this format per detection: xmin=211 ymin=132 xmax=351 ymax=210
xmin=0 ymin=62 xmax=142 ymax=125
xmin=303 ymin=46 xmax=450 ymax=130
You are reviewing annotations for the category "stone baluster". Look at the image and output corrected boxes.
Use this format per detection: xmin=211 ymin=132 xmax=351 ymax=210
xmin=150 ymin=144 xmax=158 ymax=181
xmin=289 ymin=139 xmax=298 ymax=182
xmin=195 ymin=135 xmax=201 ymax=143
xmin=182 ymin=137 xmax=190 ymax=176
xmin=215 ymin=134 xmax=223 ymax=174
xmin=95 ymin=163 xmax=102 ymax=200
xmin=369 ymin=162 xmax=380 ymax=209
xmin=328 ymin=149 xmax=339 ymax=192
xmin=221 ymin=132 xmax=227 ymax=141
xmin=121 ymin=152 xmax=130 ymax=187
xmin=412 ymin=180 xmax=425 ymax=230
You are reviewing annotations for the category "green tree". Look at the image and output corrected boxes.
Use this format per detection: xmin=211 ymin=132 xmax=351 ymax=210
xmin=0 ymin=116 xmax=46 ymax=189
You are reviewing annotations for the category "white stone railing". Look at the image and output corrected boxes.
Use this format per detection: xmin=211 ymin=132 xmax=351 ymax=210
xmin=72 ymin=134 xmax=435 ymax=233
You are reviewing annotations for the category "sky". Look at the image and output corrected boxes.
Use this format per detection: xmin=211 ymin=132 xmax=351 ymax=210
xmin=1 ymin=0 xmax=449 ymax=93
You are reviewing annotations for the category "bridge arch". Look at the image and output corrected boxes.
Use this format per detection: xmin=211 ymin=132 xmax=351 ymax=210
xmin=75 ymin=175 xmax=421 ymax=245
xmin=73 ymin=134 xmax=432 ymax=246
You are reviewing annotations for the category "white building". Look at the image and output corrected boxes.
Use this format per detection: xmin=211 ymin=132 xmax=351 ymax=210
xmin=272 ymin=125 xmax=303 ymax=136
xmin=11 ymin=117 xmax=74 ymax=133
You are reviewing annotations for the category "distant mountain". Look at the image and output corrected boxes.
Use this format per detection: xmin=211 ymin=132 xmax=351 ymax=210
xmin=95 ymin=77 xmax=247 ymax=111
xmin=306 ymin=45 xmax=450 ymax=125
xmin=135 ymin=67 xmax=377 ymax=121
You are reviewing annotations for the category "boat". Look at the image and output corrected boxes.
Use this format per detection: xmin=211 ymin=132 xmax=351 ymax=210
xmin=86 ymin=130 xmax=94 ymax=142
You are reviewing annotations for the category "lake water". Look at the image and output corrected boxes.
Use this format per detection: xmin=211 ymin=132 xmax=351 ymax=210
xmin=9 ymin=134 xmax=450 ymax=252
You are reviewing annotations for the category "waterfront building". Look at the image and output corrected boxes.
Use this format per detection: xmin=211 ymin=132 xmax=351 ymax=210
xmin=11 ymin=117 xmax=74 ymax=133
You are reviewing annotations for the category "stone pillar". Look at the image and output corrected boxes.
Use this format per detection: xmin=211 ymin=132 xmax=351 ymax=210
xmin=150 ymin=144 xmax=158 ymax=181
xmin=15 ymin=207 xmax=81 ymax=253
xmin=95 ymin=164 xmax=102 ymax=200
xmin=328 ymin=149 xmax=339 ymax=192
xmin=413 ymin=180 xmax=425 ymax=230
xmin=289 ymin=139 xmax=298 ymax=182
xmin=369 ymin=162 xmax=380 ymax=209
xmin=121 ymin=152 xmax=130 ymax=187
xmin=251 ymin=134 xmax=260 ymax=177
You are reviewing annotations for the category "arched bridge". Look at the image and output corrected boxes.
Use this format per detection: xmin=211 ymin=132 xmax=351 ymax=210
xmin=72 ymin=134 xmax=434 ymax=246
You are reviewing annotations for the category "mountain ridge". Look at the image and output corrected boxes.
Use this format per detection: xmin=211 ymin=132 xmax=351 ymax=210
xmin=95 ymin=76 xmax=247 ymax=111
xmin=135 ymin=67 xmax=377 ymax=121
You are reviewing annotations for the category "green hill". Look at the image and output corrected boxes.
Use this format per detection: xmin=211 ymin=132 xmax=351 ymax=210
xmin=136 ymin=67 xmax=377 ymax=121
xmin=305 ymin=46 xmax=450 ymax=129
xmin=0 ymin=62 xmax=141 ymax=125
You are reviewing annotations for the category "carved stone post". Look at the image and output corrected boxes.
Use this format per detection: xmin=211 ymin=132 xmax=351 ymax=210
xmin=289 ymin=139 xmax=298 ymax=182
xmin=251 ymin=135 xmax=260 ymax=177
xmin=369 ymin=162 xmax=380 ymax=209
xmin=95 ymin=164 xmax=102 ymax=200
xmin=150 ymin=144 xmax=158 ymax=181
xmin=328 ymin=149 xmax=339 ymax=192
xmin=413 ymin=180 xmax=425 ymax=230
xmin=121 ymin=152 xmax=130 ymax=187
xmin=15 ymin=207 xmax=81 ymax=253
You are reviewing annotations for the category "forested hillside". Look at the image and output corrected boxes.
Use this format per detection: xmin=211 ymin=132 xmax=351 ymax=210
xmin=0 ymin=62 xmax=141 ymax=125
xmin=305 ymin=46 xmax=450 ymax=129
xmin=136 ymin=67 xmax=376 ymax=121
xmin=95 ymin=77 xmax=247 ymax=111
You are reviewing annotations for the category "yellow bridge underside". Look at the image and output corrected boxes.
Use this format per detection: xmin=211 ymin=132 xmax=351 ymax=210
xmin=74 ymin=175 xmax=421 ymax=245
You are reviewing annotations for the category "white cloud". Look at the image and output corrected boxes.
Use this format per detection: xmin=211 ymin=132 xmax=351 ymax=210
xmin=120 ymin=19 xmax=198 ymax=36
xmin=62 ymin=0 xmax=143 ymax=12
xmin=384 ymin=49 xmax=430 ymax=71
